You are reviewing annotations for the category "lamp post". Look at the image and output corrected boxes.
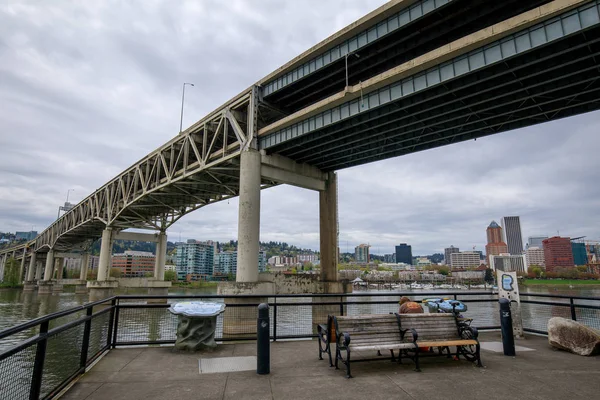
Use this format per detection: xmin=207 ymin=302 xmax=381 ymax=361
xmin=179 ymin=82 xmax=194 ymax=134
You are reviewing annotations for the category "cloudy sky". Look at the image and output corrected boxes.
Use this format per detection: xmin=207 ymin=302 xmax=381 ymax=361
xmin=1 ymin=0 xmax=599 ymax=256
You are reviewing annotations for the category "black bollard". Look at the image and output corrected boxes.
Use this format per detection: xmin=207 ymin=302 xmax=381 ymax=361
xmin=499 ymin=298 xmax=516 ymax=356
xmin=257 ymin=303 xmax=270 ymax=374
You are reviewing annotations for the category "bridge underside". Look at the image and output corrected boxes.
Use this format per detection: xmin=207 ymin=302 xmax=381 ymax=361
xmin=265 ymin=25 xmax=600 ymax=171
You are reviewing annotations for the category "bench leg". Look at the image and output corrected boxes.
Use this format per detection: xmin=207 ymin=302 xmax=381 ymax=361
xmin=345 ymin=348 xmax=352 ymax=379
xmin=390 ymin=350 xmax=396 ymax=362
xmin=413 ymin=346 xmax=421 ymax=372
xmin=475 ymin=343 xmax=483 ymax=368
xmin=334 ymin=345 xmax=340 ymax=370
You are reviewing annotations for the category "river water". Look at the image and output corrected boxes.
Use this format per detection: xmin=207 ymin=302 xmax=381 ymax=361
xmin=1 ymin=284 xmax=599 ymax=339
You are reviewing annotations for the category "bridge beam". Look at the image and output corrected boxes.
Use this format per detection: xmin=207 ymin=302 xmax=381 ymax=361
xmin=19 ymin=250 xmax=27 ymax=282
xmin=320 ymin=172 xmax=338 ymax=283
xmin=76 ymin=253 xmax=90 ymax=294
xmin=39 ymin=250 xmax=55 ymax=294
xmin=153 ymin=232 xmax=167 ymax=281
xmin=113 ymin=231 xmax=160 ymax=243
xmin=260 ymin=153 xmax=326 ymax=191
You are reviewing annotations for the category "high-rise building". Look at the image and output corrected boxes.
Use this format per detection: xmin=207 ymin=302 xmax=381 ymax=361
xmin=176 ymin=240 xmax=215 ymax=280
xmin=355 ymin=244 xmax=370 ymax=263
xmin=15 ymin=231 xmax=37 ymax=241
xmin=112 ymin=251 xmax=155 ymax=278
xmin=395 ymin=244 xmax=412 ymax=265
xmin=542 ymin=237 xmax=574 ymax=272
xmin=450 ymin=252 xmax=480 ymax=269
xmin=586 ymin=241 xmax=600 ymax=264
xmin=527 ymin=236 xmax=548 ymax=249
xmin=444 ymin=246 xmax=459 ymax=265
xmin=214 ymin=250 xmax=267 ymax=275
xmin=571 ymin=241 xmax=587 ymax=266
xmin=501 ymin=216 xmax=523 ymax=255
xmin=525 ymin=247 xmax=545 ymax=271
xmin=384 ymin=253 xmax=396 ymax=263
xmin=485 ymin=221 xmax=508 ymax=266
xmin=490 ymin=254 xmax=527 ymax=273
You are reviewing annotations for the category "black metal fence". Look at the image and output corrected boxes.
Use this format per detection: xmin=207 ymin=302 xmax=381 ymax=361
xmin=0 ymin=291 xmax=599 ymax=399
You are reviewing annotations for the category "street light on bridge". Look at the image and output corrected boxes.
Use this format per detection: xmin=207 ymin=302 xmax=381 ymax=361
xmin=179 ymin=82 xmax=195 ymax=134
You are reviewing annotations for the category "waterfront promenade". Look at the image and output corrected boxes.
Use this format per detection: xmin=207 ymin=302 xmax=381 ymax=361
xmin=62 ymin=332 xmax=598 ymax=400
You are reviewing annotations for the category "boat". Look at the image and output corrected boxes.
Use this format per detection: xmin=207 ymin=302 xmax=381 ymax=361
xmin=410 ymin=282 xmax=423 ymax=289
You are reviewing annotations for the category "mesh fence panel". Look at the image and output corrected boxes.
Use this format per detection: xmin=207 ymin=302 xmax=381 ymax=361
xmin=40 ymin=324 xmax=84 ymax=399
xmin=87 ymin=312 xmax=110 ymax=362
xmin=521 ymin=302 xmax=571 ymax=333
xmin=116 ymin=306 xmax=178 ymax=344
xmin=0 ymin=343 xmax=37 ymax=400
xmin=573 ymin=306 xmax=600 ymax=331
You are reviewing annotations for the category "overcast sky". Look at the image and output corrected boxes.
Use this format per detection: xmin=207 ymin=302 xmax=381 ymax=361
xmin=1 ymin=0 xmax=599 ymax=256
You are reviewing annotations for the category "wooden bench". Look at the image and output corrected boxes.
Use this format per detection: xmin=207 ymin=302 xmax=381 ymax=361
xmin=398 ymin=313 xmax=483 ymax=370
xmin=320 ymin=314 xmax=418 ymax=378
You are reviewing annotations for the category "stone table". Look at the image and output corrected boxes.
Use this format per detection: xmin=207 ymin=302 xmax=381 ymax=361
xmin=168 ymin=301 xmax=226 ymax=351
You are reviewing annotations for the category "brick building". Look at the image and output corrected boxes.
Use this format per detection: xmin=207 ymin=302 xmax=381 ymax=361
xmin=111 ymin=251 xmax=155 ymax=278
xmin=542 ymin=237 xmax=574 ymax=272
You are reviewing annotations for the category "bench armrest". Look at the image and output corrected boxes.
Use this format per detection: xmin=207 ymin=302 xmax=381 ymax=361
xmin=401 ymin=328 xmax=418 ymax=343
xmin=337 ymin=331 xmax=351 ymax=348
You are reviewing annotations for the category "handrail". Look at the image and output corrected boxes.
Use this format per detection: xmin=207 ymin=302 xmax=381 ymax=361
xmin=0 ymin=296 xmax=116 ymax=340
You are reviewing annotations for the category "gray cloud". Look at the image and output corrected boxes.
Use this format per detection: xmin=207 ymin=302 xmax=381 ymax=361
xmin=1 ymin=0 xmax=599 ymax=256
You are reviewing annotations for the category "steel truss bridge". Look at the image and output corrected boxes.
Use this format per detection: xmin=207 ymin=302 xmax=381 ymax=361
xmin=2 ymin=0 xmax=600 ymax=277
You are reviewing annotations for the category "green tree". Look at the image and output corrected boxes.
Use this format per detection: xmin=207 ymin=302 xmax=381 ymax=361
xmin=164 ymin=270 xmax=177 ymax=282
xmin=437 ymin=266 xmax=449 ymax=276
xmin=484 ymin=268 xmax=494 ymax=284
xmin=2 ymin=258 xmax=21 ymax=286
xmin=110 ymin=268 xmax=122 ymax=278
xmin=531 ymin=266 xmax=543 ymax=278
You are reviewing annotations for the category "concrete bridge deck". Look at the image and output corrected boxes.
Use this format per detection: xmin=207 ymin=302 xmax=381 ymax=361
xmin=61 ymin=332 xmax=599 ymax=400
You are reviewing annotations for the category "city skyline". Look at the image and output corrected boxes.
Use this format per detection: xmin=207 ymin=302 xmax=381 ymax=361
xmin=1 ymin=1 xmax=600 ymax=256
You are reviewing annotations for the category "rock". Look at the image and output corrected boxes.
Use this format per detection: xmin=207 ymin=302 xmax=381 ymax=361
xmin=547 ymin=317 xmax=600 ymax=356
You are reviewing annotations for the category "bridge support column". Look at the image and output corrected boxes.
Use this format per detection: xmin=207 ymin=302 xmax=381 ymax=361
xmin=39 ymin=250 xmax=55 ymax=294
xmin=19 ymin=250 xmax=27 ymax=283
xmin=236 ymin=148 xmax=261 ymax=283
xmin=314 ymin=172 xmax=351 ymax=331
xmin=34 ymin=261 xmax=43 ymax=281
xmin=76 ymin=253 xmax=90 ymax=294
xmin=320 ymin=172 xmax=338 ymax=283
xmin=148 ymin=232 xmax=170 ymax=300
xmin=0 ymin=254 xmax=5 ymax=282
xmin=24 ymin=252 xmax=37 ymax=291
xmin=88 ymin=228 xmax=118 ymax=301
xmin=53 ymin=258 xmax=64 ymax=292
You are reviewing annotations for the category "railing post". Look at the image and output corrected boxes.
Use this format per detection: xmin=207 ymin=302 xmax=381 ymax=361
xmin=29 ymin=321 xmax=49 ymax=400
xmin=570 ymin=298 xmax=577 ymax=321
xmin=272 ymin=298 xmax=277 ymax=342
xmin=80 ymin=307 xmax=93 ymax=371
xmin=339 ymin=295 xmax=344 ymax=316
xmin=110 ymin=298 xmax=119 ymax=348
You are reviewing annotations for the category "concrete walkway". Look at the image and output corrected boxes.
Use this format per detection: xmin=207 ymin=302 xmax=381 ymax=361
xmin=60 ymin=333 xmax=599 ymax=400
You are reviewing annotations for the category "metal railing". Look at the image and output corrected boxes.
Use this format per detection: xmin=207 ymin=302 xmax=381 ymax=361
xmin=0 ymin=291 xmax=599 ymax=399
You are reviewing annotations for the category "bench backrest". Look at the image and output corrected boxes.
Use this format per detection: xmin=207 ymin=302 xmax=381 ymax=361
xmin=333 ymin=314 xmax=407 ymax=346
xmin=399 ymin=313 xmax=460 ymax=341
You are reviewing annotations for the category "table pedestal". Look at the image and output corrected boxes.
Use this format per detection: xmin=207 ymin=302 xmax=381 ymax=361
xmin=175 ymin=315 xmax=218 ymax=351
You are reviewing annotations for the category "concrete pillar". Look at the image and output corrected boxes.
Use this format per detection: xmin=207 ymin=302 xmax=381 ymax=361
xmin=43 ymin=250 xmax=55 ymax=281
xmin=24 ymin=252 xmax=37 ymax=291
xmin=236 ymin=148 xmax=261 ymax=283
xmin=320 ymin=172 xmax=338 ymax=282
xmin=19 ymin=250 xmax=27 ymax=283
xmin=0 ymin=255 xmax=5 ymax=282
xmin=88 ymin=228 xmax=118 ymax=301
xmin=34 ymin=261 xmax=43 ymax=281
xmin=154 ymin=232 xmax=167 ymax=280
xmin=80 ymin=253 xmax=90 ymax=280
xmin=97 ymin=228 xmax=113 ymax=281
xmin=53 ymin=258 xmax=64 ymax=292
xmin=76 ymin=253 xmax=90 ymax=294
